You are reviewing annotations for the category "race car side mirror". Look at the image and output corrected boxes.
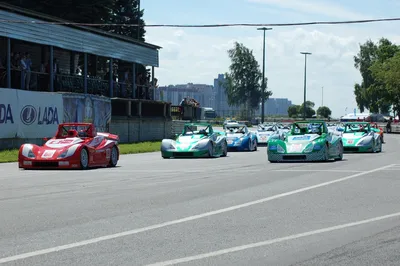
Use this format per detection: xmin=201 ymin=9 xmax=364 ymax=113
xmin=43 ymin=137 xmax=48 ymax=141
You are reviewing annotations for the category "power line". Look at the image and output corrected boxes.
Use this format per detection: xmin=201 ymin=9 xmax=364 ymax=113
xmin=0 ymin=17 xmax=400 ymax=27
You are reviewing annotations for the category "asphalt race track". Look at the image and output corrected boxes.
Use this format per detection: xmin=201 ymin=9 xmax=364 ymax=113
xmin=1 ymin=135 xmax=400 ymax=266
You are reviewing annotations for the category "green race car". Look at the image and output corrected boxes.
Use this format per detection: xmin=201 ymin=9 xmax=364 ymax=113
xmin=161 ymin=123 xmax=228 ymax=158
xmin=267 ymin=121 xmax=344 ymax=162
xmin=341 ymin=122 xmax=382 ymax=153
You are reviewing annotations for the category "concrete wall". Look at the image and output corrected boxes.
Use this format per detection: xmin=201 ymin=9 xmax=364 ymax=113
xmin=0 ymin=119 xmax=188 ymax=150
xmin=109 ymin=117 xmax=188 ymax=143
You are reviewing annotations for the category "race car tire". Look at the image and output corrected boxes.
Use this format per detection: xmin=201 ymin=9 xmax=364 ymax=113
xmin=323 ymin=144 xmax=329 ymax=161
xmin=254 ymin=140 xmax=258 ymax=151
xmin=221 ymin=141 xmax=228 ymax=157
xmin=208 ymin=142 xmax=214 ymax=158
xmin=80 ymin=148 xmax=89 ymax=170
xmin=109 ymin=146 xmax=118 ymax=167
xmin=335 ymin=142 xmax=343 ymax=161
xmin=248 ymin=140 xmax=252 ymax=151
xmin=378 ymin=140 xmax=382 ymax=153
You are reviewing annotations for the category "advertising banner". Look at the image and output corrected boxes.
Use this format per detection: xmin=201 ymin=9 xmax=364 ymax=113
xmin=17 ymin=90 xmax=64 ymax=138
xmin=0 ymin=88 xmax=18 ymax=138
xmin=0 ymin=88 xmax=64 ymax=139
xmin=62 ymin=93 xmax=111 ymax=132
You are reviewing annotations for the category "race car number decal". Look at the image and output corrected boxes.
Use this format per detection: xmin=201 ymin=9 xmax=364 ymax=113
xmin=227 ymin=140 xmax=233 ymax=144
xmin=42 ymin=150 xmax=56 ymax=158
xmin=289 ymin=144 xmax=302 ymax=152
xmin=347 ymin=139 xmax=354 ymax=144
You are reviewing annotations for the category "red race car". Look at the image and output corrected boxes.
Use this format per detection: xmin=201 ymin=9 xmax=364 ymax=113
xmin=18 ymin=123 xmax=120 ymax=170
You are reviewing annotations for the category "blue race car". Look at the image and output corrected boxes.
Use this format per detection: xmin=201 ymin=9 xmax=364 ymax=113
xmin=225 ymin=123 xmax=257 ymax=151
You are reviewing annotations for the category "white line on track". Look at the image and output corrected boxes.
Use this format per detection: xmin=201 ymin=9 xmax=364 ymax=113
xmin=146 ymin=211 xmax=400 ymax=266
xmin=0 ymin=164 xmax=393 ymax=264
xmin=273 ymin=169 xmax=363 ymax=173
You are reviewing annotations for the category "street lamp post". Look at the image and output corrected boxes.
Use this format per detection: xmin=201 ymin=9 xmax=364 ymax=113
xmin=300 ymin=52 xmax=312 ymax=120
xmin=257 ymin=27 xmax=272 ymax=123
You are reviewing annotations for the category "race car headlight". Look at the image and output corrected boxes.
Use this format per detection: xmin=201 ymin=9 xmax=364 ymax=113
xmin=277 ymin=145 xmax=285 ymax=153
xmin=313 ymin=144 xmax=322 ymax=150
xmin=303 ymin=144 xmax=314 ymax=153
xmin=169 ymin=143 xmax=175 ymax=149
xmin=57 ymin=150 xmax=68 ymax=159
xmin=269 ymin=145 xmax=277 ymax=151
xmin=357 ymin=138 xmax=372 ymax=146
xmin=57 ymin=144 xmax=80 ymax=158
xmin=27 ymin=150 xmax=35 ymax=158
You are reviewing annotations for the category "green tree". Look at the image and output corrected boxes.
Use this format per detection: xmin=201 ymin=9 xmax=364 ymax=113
xmin=6 ymin=0 xmax=146 ymax=39
xmin=224 ymin=42 xmax=272 ymax=119
xmin=354 ymin=38 xmax=399 ymax=113
xmin=317 ymin=106 xmax=332 ymax=118
xmin=287 ymin=105 xmax=300 ymax=118
xmin=298 ymin=101 xmax=316 ymax=118
xmin=370 ymin=52 xmax=400 ymax=116
xmin=6 ymin=0 xmax=113 ymax=24
xmin=102 ymin=0 xmax=146 ymax=40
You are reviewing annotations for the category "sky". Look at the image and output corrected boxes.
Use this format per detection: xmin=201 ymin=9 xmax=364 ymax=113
xmin=141 ymin=0 xmax=400 ymax=118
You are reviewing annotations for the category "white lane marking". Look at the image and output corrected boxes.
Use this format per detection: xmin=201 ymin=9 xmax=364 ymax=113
xmin=273 ymin=169 xmax=363 ymax=173
xmin=146 ymin=211 xmax=400 ymax=266
xmin=0 ymin=164 xmax=393 ymax=264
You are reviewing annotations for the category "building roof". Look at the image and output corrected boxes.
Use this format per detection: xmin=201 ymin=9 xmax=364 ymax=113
xmin=0 ymin=3 xmax=161 ymax=66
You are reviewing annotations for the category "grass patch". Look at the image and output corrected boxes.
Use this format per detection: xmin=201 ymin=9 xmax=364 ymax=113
xmin=0 ymin=141 xmax=162 ymax=163
xmin=119 ymin=141 xmax=161 ymax=155
xmin=0 ymin=149 xmax=19 ymax=163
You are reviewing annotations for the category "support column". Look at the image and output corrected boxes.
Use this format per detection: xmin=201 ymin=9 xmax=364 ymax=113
xmin=83 ymin=53 xmax=88 ymax=94
xmin=109 ymin=58 xmax=113 ymax=97
xmin=6 ymin=38 xmax=11 ymax=88
xmin=49 ymin=46 xmax=54 ymax=92
xmin=132 ymin=63 xmax=136 ymax=98
xmin=151 ymin=66 xmax=155 ymax=100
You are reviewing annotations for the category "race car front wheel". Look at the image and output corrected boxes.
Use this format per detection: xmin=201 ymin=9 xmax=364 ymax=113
xmin=109 ymin=146 xmax=118 ymax=167
xmin=80 ymin=148 xmax=89 ymax=170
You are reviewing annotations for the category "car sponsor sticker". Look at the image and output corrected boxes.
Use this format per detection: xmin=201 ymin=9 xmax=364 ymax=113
xmin=49 ymin=139 xmax=74 ymax=145
xmin=292 ymin=136 xmax=311 ymax=141
xmin=227 ymin=140 xmax=233 ymax=144
xmin=42 ymin=150 xmax=56 ymax=158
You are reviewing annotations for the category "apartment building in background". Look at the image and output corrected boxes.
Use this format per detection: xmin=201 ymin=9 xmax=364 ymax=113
xmin=213 ymin=74 xmax=241 ymax=117
xmin=155 ymin=83 xmax=214 ymax=107
xmin=258 ymin=98 xmax=293 ymax=116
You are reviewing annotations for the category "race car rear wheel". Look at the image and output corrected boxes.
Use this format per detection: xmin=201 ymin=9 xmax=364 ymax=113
xmin=109 ymin=146 xmax=118 ymax=167
xmin=80 ymin=148 xmax=89 ymax=170
xmin=254 ymin=140 xmax=258 ymax=151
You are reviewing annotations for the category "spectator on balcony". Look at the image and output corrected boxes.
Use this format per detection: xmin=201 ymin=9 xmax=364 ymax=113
xmin=24 ymin=53 xmax=32 ymax=90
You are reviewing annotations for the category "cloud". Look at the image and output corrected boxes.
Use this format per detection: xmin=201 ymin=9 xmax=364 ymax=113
xmin=145 ymin=16 xmax=399 ymax=118
xmin=248 ymin=0 xmax=370 ymax=20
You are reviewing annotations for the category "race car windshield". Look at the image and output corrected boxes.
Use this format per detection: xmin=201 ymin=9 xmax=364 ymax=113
xmin=344 ymin=123 xmax=370 ymax=133
xmin=183 ymin=125 xmax=211 ymax=136
xmin=258 ymin=126 xmax=274 ymax=132
xmin=291 ymin=123 xmax=324 ymax=135
xmin=58 ymin=125 xmax=91 ymax=138
xmin=226 ymin=126 xmax=246 ymax=134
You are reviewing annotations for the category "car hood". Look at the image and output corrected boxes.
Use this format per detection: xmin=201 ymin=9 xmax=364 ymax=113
xmin=44 ymin=138 xmax=84 ymax=149
xmin=286 ymin=134 xmax=320 ymax=143
xmin=176 ymin=135 xmax=207 ymax=145
xmin=226 ymin=133 xmax=245 ymax=139
xmin=342 ymin=132 xmax=367 ymax=139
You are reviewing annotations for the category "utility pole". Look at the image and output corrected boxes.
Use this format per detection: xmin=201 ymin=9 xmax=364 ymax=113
xmin=137 ymin=0 xmax=141 ymax=40
xmin=257 ymin=27 xmax=272 ymax=123
xmin=300 ymin=52 xmax=312 ymax=120
xmin=322 ymin=86 xmax=324 ymax=107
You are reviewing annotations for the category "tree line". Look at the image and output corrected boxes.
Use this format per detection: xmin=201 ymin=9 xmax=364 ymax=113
xmin=6 ymin=0 xmax=145 ymax=40
xmin=354 ymin=38 xmax=400 ymax=116
xmin=223 ymin=42 xmax=332 ymax=119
